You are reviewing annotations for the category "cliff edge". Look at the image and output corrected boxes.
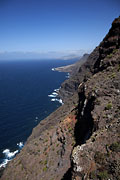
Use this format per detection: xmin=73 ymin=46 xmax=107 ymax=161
xmin=0 ymin=17 xmax=120 ymax=180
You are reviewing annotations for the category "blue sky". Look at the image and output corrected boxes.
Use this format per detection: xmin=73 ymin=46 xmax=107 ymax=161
xmin=0 ymin=0 xmax=120 ymax=59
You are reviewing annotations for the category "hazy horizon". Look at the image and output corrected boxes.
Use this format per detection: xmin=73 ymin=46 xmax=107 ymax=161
xmin=0 ymin=49 xmax=91 ymax=60
xmin=0 ymin=0 xmax=120 ymax=60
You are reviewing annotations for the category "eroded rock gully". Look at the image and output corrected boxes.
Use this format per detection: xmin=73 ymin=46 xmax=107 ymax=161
xmin=62 ymin=83 xmax=96 ymax=180
xmin=74 ymin=84 xmax=95 ymax=145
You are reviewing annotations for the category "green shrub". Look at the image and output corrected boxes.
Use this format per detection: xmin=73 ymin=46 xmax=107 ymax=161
xmin=44 ymin=139 xmax=48 ymax=143
xmin=105 ymin=103 xmax=112 ymax=110
xmin=57 ymin=150 xmax=59 ymax=155
xmin=98 ymin=170 xmax=109 ymax=179
xmin=107 ymin=53 xmax=113 ymax=58
xmin=94 ymin=151 xmax=106 ymax=164
xmin=110 ymin=142 xmax=120 ymax=152
xmin=43 ymin=166 xmax=47 ymax=172
xmin=44 ymin=160 xmax=47 ymax=165
xmin=68 ymin=127 xmax=72 ymax=132
xmin=111 ymin=73 xmax=116 ymax=78
xmin=112 ymin=49 xmax=118 ymax=54
xmin=39 ymin=160 xmax=43 ymax=164
xmin=90 ymin=171 xmax=97 ymax=179
xmin=118 ymin=64 xmax=120 ymax=71
xmin=56 ymin=143 xmax=59 ymax=147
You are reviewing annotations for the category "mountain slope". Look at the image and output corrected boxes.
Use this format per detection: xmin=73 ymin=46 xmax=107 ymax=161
xmin=0 ymin=17 xmax=120 ymax=180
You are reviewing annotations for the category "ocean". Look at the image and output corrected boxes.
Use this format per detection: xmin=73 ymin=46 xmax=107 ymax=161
xmin=0 ymin=59 xmax=77 ymax=168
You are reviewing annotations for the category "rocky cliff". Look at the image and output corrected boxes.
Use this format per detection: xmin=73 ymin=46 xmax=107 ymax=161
xmin=0 ymin=17 xmax=120 ymax=180
xmin=63 ymin=16 xmax=120 ymax=180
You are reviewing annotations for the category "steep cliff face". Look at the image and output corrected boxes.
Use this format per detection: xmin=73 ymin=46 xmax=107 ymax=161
xmin=68 ymin=49 xmax=120 ymax=180
xmin=63 ymin=16 xmax=120 ymax=180
xmin=1 ymin=17 xmax=120 ymax=180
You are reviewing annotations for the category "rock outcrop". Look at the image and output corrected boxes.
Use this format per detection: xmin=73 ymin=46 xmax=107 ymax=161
xmin=0 ymin=16 xmax=120 ymax=180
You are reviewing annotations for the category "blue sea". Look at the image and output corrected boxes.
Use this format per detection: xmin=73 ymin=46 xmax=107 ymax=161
xmin=0 ymin=59 xmax=77 ymax=168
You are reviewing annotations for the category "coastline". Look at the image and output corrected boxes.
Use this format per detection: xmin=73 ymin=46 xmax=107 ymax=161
xmin=0 ymin=64 xmax=71 ymax=172
xmin=52 ymin=64 xmax=76 ymax=73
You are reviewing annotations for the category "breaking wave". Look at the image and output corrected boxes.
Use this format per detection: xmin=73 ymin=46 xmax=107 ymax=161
xmin=0 ymin=142 xmax=24 ymax=168
xmin=51 ymin=98 xmax=63 ymax=104
xmin=66 ymin=73 xmax=70 ymax=78
xmin=51 ymin=68 xmax=55 ymax=71
xmin=48 ymin=88 xmax=63 ymax=105
xmin=48 ymin=91 xmax=58 ymax=98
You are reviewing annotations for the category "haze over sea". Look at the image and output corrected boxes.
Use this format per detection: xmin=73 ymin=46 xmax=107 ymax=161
xmin=0 ymin=58 xmax=77 ymax=167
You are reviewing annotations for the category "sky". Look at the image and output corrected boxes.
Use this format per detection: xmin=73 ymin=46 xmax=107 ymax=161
xmin=0 ymin=0 xmax=120 ymax=59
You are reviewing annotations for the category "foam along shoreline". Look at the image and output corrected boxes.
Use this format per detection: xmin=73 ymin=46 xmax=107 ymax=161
xmin=50 ymin=67 xmax=69 ymax=105
xmin=52 ymin=67 xmax=66 ymax=73
xmin=54 ymin=88 xmax=59 ymax=92
xmin=48 ymin=88 xmax=63 ymax=105
xmin=51 ymin=98 xmax=63 ymax=105
xmin=65 ymin=73 xmax=70 ymax=78
xmin=0 ymin=142 xmax=24 ymax=168
xmin=48 ymin=92 xmax=58 ymax=98
xmin=48 ymin=88 xmax=59 ymax=98
xmin=51 ymin=68 xmax=55 ymax=71
xmin=52 ymin=66 xmax=70 ymax=80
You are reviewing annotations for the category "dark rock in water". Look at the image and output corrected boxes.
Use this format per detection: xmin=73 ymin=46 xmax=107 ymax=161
xmin=1 ymin=16 xmax=120 ymax=180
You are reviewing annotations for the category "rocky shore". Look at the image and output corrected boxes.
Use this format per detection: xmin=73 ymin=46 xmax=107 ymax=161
xmin=0 ymin=17 xmax=120 ymax=180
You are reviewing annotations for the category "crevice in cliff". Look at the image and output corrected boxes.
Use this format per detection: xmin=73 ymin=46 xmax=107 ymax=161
xmin=61 ymin=86 xmax=96 ymax=179
xmin=61 ymin=166 xmax=73 ymax=180
xmin=74 ymin=94 xmax=95 ymax=146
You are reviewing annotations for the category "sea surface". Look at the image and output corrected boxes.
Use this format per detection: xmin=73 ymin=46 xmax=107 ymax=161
xmin=0 ymin=59 xmax=77 ymax=167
